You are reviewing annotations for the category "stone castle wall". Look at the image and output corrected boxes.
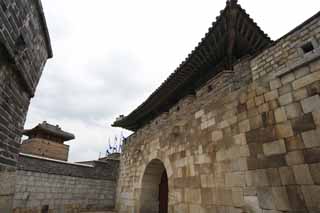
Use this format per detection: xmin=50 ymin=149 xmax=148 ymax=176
xmin=12 ymin=154 xmax=119 ymax=213
xmin=0 ymin=0 xmax=51 ymax=212
xmin=0 ymin=0 xmax=51 ymax=167
xmin=116 ymin=13 xmax=320 ymax=213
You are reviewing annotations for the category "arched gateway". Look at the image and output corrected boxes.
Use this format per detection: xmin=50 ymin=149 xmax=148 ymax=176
xmin=140 ymin=159 xmax=168 ymax=213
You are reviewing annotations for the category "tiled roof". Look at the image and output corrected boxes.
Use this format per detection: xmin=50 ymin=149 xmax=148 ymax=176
xmin=23 ymin=121 xmax=75 ymax=141
xmin=113 ymin=0 xmax=272 ymax=131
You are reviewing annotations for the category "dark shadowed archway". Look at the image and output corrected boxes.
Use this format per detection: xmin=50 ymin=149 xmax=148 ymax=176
xmin=140 ymin=159 xmax=168 ymax=213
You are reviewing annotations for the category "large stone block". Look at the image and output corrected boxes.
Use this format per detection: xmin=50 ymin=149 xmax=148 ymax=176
xmin=246 ymin=127 xmax=277 ymax=144
xmin=285 ymin=135 xmax=305 ymax=151
xmin=201 ymin=188 xmax=213 ymax=205
xmin=275 ymin=122 xmax=294 ymax=138
xmin=271 ymin=187 xmax=290 ymax=211
xmin=185 ymin=188 xmax=201 ymax=204
xmin=309 ymin=163 xmax=320 ymax=184
xmin=266 ymin=168 xmax=281 ymax=186
xmin=257 ymin=187 xmax=275 ymax=209
xmin=279 ymin=166 xmax=296 ymax=185
xmin=301 ymin=128 xmax=320 ymax=148
xmin=285 ymin=151 xmax=304 ymax=166
xmin=262 ymin=140 xmax=286 ymax=156
xmin=232 ymin=188 xmax=244 ymax=207
xmin=264 ymin=90 xmax=279 ymax=102
xmin=291 ymin=113 xmax=316 ymax=133
xmin=312 ymin=110 xmax=320 ymax=126
xmin=301 ymin=185 xmax=320 ymax=211
xmin=293 ymin=88 xmax=308 ymax=101
xmin=292 ymin=164 xmax=314 ymax=185
xmin=278 ymin=93 xmax=293 ymax=106
xmin=301 ymin=95 xmax=320 ymax=113
xmin=286 ymin=186 xmax=307 ymax=211
xmin=274 ymin=108 xmax=287 ymax=123
xmin=245 ymin=170 xmax=269 ymax=187
xmin=304 ymin=147 xmax=320 ymax=164
xmin=292 ymin=70 xmax=320 ymax=90
xmin=270 ymin=79 xmax=281 ymax=90
xmin=284 ymin=103 xmax=303 ymax=119
xmin=239 ymin=119 xmax=251 ymax=133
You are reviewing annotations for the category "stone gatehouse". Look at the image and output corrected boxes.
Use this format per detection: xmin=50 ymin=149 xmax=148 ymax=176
xmin=113 ymin=1 xmax=320 ymax=212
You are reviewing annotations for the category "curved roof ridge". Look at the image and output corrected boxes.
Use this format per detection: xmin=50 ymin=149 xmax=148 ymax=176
xmin=113 ymin=0 xmax=272 ymax=131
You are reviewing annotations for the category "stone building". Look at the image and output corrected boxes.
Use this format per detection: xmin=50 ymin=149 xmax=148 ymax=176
xmin=113 ymin=1 xmax=320 ymax=212
xmin=21 ymin=121 xmax=75 ymax=161
xmin=0 ymin=0 xmax=52 ymax=212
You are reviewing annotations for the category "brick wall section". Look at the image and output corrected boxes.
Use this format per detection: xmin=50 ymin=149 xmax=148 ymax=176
xmin=0 ymin=0 xmax=52 ymax=94
xmin=115 ymin=13 xmax=320 ymax=213
xmin=21 ymin=139 xmax=70 ymax=161
xmin=0 ymin=0 xmax=51 ymax=168
xmin=0 ymin=64 xmax=30 ymax=167
xmin=0 ymin=1 xmax=51 ymax=211
xmin=12 ymin=154 xmax=119 ymax=212
xmin=13 ymin=170 xmax=116 ymax=213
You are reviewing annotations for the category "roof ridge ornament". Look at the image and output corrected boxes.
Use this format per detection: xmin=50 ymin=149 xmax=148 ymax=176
xmin=227 ymin=0 xmax=238 ymax=7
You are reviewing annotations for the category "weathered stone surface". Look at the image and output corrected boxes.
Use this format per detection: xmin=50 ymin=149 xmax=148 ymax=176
xmin=310 ymin=163 xmax=320 ymax=184
xmin=293 ymin=88 xmax=308 ymax=101
xmin=292 ymin=70 xmax=320 ymax=90
xmin=246 ymin=127 xmax=277 ymax=144
xmin=244 ymin=196 xmax=262 ymax=213
xmin=270 ymin=79 xmax=281 ymax=90
xmin=301 ymin=128 xmax=320 ymax=148
xmin=304 ymin=148 xmax=320 ymax=164
xmin=263 ymin=140 xmax=286 ymax=156
xmin=279 ymin=167 xmax=296 ymax=185
xmin=13 ymin=169 xmax=117 ymax=212
xmin=301 ymin=95 xmax=320 ymax=113
xmin=292 ymin=164 xmax=314 ymax=185
xmin=281 ymin=73 xmax=295 ymax=85
xmin=291 ymin=113 xmax=316 ymax=133
xmin=264 ymin=90 xmax=279 ymax=102
xmin=285 ymin=135 xmax=305 ymax=151
xmin=286 ymin=186 xmax=307 ymax=211
xmin=257 ymin=187 xmax=275 ymax=209
xmin=301 ymin=185 xmax=320 ymax=211
xmin=312 ymin=110 xmax=320 ymax=126
xmin=285 ymin=151 xmax=304 ymax=166
xmin=272 ymin=187 xmax=290 ymax=211
xmin=275 ymin=122 xmax=294 ymax=138
xmin=279 ymin=93 xmax=293 ymax=106
xmin=274 ymin=108 xmax=287 ymax=123
xmin=245 ymin=170 xmax=269 ymax=187
xmin=266 ymin=168 xmax=281 ymax=186
xmin=284 ymin=103 xmax=303 ymax=119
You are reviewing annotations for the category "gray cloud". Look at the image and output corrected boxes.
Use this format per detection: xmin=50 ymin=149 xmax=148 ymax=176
xmin=25 ymin=0 xmax=320 ymax=162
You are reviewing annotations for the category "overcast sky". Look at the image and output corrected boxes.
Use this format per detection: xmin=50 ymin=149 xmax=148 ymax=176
xmin=25 ymin=0 xmax=320 ymax=162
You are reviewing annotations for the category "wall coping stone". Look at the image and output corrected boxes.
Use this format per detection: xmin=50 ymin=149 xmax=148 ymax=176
xmin=19 ymin=152 xmax=93 ymax=167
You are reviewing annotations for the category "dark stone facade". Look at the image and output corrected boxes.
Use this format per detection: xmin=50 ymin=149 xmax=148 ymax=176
xmin=0 ymin=0 xmax=52 ymax=168
xmin=0 ymin=1 xmax=51 ymax=212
